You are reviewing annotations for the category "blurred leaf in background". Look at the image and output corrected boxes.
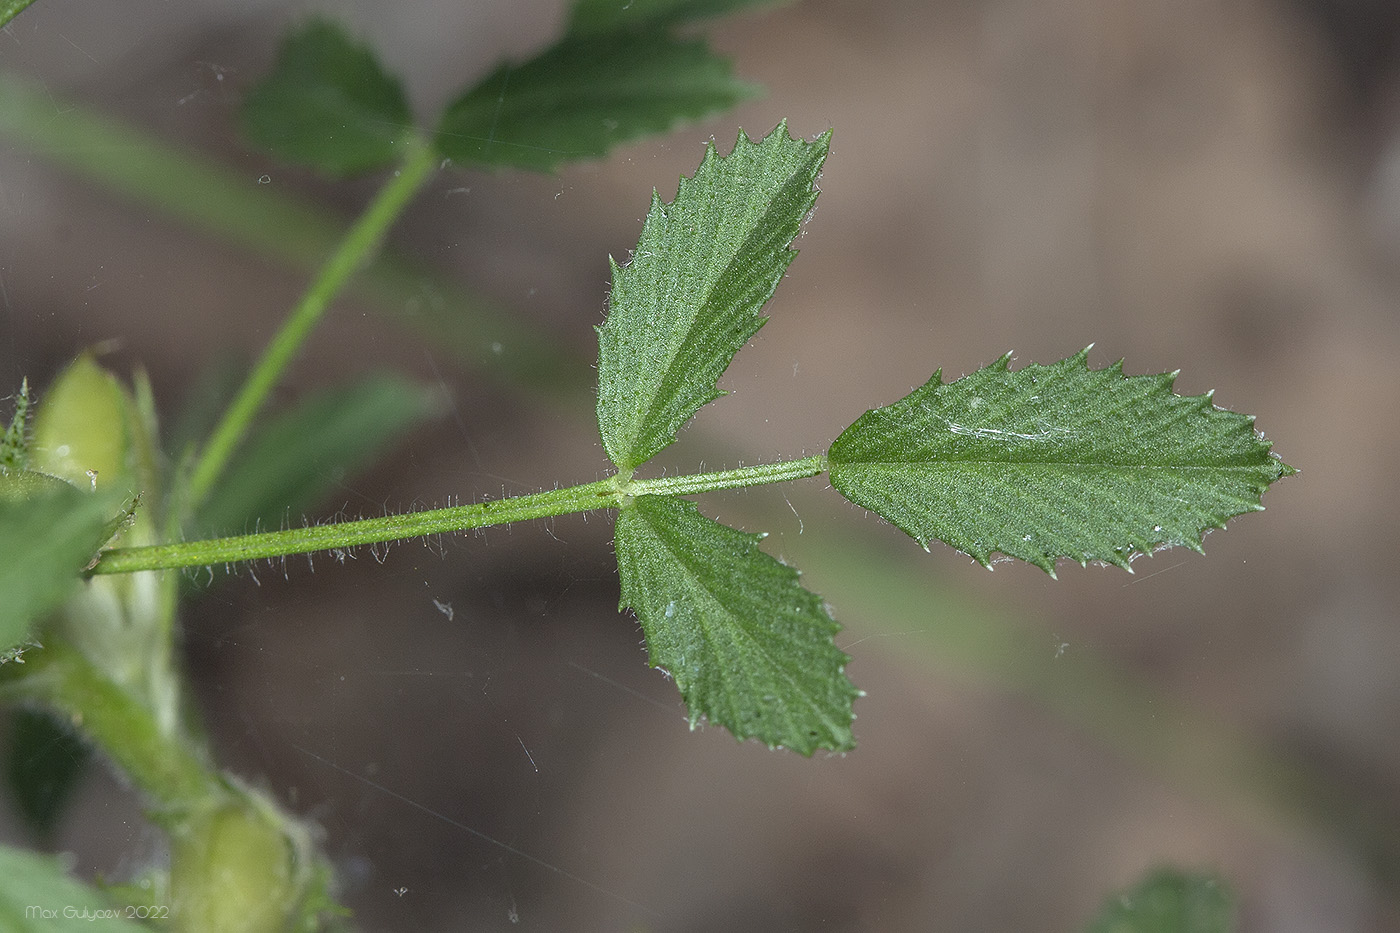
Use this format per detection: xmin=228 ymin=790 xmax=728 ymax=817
xmin=567 ymin=0 xmax=792 ymax=35
xmin=194 ymin=375 xmax=445 ymax=537
xmin=0 ymin=844 xmax=145 ymax=931
xmin=1086 ymin=868 xmax=1235 ymax=933
xmin=4 ymin=708 xmax=89 ymax=838
xmin=241 ymin=17 xmax=413 ymax=177
xmin=436 ymin=32 xmax=756 ymax=172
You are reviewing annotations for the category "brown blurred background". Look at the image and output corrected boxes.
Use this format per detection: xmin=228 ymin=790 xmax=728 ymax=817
xmin=2 ymin=0 xmax=1398 ymax=929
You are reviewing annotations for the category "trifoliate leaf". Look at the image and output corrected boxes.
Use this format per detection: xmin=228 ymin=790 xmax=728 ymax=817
xmin=242 ymin=18 xmax=412 ymax=176
xmin=597 ymin=123 xmax=828 ymax=471
xmin=194 ymin=375 xmax=444 ymax=536
xmin=614 ymin=495 xmax=858 ymax=754
xmin=0 ymin=843 xmax=146 ymax=931
xmin=567 ymin=0 xmax=793 ymax=37
xmin=1086 ymin=868 xmax=1234 ymax=933
xmin=828 ymin=350 xmax=1293 ymax=575
xmin=434 ymin=32 xmax=757 ymax=173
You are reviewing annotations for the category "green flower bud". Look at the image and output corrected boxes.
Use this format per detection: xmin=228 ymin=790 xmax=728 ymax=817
xmin=169 ymin=796 xmax=308 ymax=933
xmin=30 ymin=354 xmax=138 ymax=495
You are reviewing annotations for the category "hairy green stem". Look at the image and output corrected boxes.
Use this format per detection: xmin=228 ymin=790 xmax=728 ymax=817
xmin=185 ymin=136 xmax=437 ymax=509
xmin=94 ymin=477 xmax=624 ymax=574
xmin=0 ymin=639 xmax=219 ymax=814
xmin=1 ymin=640 xmax=331 ymax=926
xmin=0 ymin=74 xmax=578 ymax=393
xmin=91 ymin=457 xmax=829 ymax=575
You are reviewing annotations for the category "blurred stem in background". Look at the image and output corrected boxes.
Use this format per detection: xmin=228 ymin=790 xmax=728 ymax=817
xmin=0 ymin=73 xmax=583 ymax=395
xmin=1 ymin=70 xmax=1393 ymax=890
xmin=184 ymin=133 xmax=437 ymax=509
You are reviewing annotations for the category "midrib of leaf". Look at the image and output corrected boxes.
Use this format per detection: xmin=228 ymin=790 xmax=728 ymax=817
xmin=488 ymin=57 xmax=726 ymax=108
xmin=840 ymin=459 xmax=1276 ymax=472
xmin=568 ymin=0 xmax=794 ymax=36
xmin=834 ymin=371 xmax=1265 ymax=464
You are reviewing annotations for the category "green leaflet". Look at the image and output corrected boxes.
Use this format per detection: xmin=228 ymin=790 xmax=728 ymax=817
xmin=435 ymin=31 xmax=756 ymax=173
xmin=567 ymin=0 xmax=793 ymax=37
xmin=614 ymin=495 xmax=858 ymax=754
xmin=597 ymin=123 xmax=829 ymax=471
xmin=241 ymin=18 xmax=413 ymax=177
xmin=4 ymin=708 xmax=90 ymax=837
xmin=828 ymin=350 xmax=1294 ymax=575
xmin=1085 ymin=868 xmax=1234 ymax=933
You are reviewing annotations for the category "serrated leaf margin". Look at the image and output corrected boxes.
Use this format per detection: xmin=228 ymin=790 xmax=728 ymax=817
xmin=614 ymin=494 xmax=858 ymax=754
xmin=596 ymin=121 xmax=829 ymax=471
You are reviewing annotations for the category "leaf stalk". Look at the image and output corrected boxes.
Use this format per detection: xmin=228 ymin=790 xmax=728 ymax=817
xmin=0 ymin=639 xmax=218 ymax=812
xmin=91 ymin=457 xmax=829 ymax=575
